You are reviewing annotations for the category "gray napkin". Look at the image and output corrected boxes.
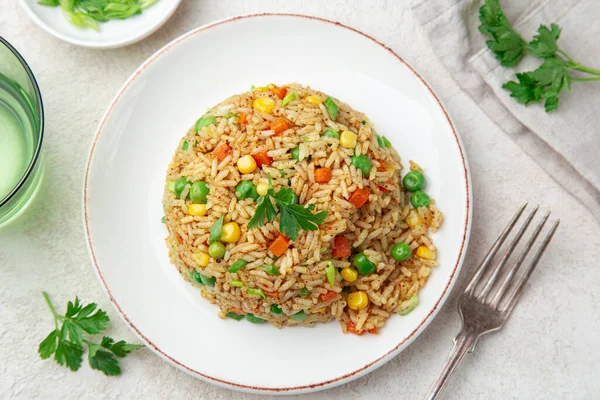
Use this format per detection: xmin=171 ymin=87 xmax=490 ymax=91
xmin=412 ymin=0 xmax=600 ymax=217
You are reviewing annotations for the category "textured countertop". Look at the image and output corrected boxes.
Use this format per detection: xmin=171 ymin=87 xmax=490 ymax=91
xmin=1 ymin=1 xmax=598 ymax=399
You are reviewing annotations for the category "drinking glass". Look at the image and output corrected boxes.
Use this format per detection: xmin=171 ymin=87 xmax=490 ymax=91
xmin=0 ymin=36 xmax=44 ymax=226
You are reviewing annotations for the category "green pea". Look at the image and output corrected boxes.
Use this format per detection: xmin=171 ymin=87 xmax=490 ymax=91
xmin=190 ymin=181 xmax=209 ymax=204
xmin=351 ymin=155 xmax=372 ymax=176
xmin=174 ymin=177 xmax=190 ymax=199
xmin=208 ymin=242 xmax=226 ymax=259
xmin=228 ymin=259 xmax=248 ymax=273
xmin=235 ymin=181 xmax=256 ymax=200
xmin=290 ymin=311 xmax=308 ymax=321
xmin=225 ymin=311 xmax=244 ymax=320
xmin=263 ymin=264 xmax=280 ymax=275
xmin=195 ymin=115 xmax=217 ymax=132
xmin=402 ymin=171 xmax=425 ymax=192
xmin=353 ymin=252 xmax=376 ymax=275
xmin=270 ymin=304 xmax=283 ymax=315
xmin=291 ymin=147 xmax=299 ymax=161
xmin=245 ymin=313 xmax=266 ymax=324
xmin=410 ymin=191 xmax=430 ymax=208
xmin=298 ymin=288 xmax=310 ymax=296
xmin=322 ymin=128 xmax=339 ymax=139
xmin=391 ymin=242 xmax=412 ymax=261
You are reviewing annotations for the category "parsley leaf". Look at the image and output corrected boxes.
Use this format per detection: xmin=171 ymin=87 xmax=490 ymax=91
xmin=478 ymin=0 xmax=527 ymax=67
xmin=249 ymin=180 xmax=328 ymax=240
xmin=528 ymin=24 xmax=561 ymax=58
xmin=39 ymin=292 xmax=143 ymax=376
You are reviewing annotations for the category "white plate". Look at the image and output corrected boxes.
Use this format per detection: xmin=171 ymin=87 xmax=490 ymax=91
xmin=20 ymin=0 xmax=180 ymax=49
xmin=84 ymin=14 xmax=472 ymax=394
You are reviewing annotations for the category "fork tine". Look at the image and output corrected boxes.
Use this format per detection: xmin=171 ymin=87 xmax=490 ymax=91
xmin=488 ymin=211 xmax=550 ymax=307
xmin=501 ymin=219 xmax=560 ymax=314
xmin=464 ymin=203 xmax=528 ymax=296
xmin=476 ymin=205 xmax=539 ymax=300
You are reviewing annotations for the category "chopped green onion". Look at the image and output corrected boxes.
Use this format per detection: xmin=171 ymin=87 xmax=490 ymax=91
xmin=298 ymin=287 xmax=310 ymax=296
xmin=247 ymin=288 xmax=267 ymax=299
xmin=398 ymin=294 xmax=419 ymax=316
xmin=263 ymin=264 xmax=280 ymax=275
xmin=161 ymin=216 xmax=166 ymax=224
xmin=383 ymin=136 xmax=391 ymax=148
xmin=279 ymin=169 xmax=286 ymax=178
xmin=281 ymin=91 xmax=297 ymax=107
xmin=174 ymin=177 xmax=190 ymax=199
xmin=270 ymin=304 xmax=283 ymax=315
xmin=324 ymin=97 xmax=339 ymax=120
xmin=228 ymin=259 xmax=248 ymax=273
xmin=290 ymin=311 xmax=308 ymax=321
xmin=167 ymin=180 xmax=175 ymax=192
xmin=325 ymin=261 xmax=335 ymax=287
xmin=223 ymin=112 xmax=238 ymax=119
xmin=225 ymin=311 xmax=244 ymax=321
xmin=191 ymin=271 xmax=204 ymax=285
xmin=195 ymin=116 xmax=217 ymax=133
xmin=200 ymin=274 xmax=216 ymax=287
xmin=182 ymin=140 xmax=189 ymax=151
xmin=245 ymin=313 xmax=265 ymax=323
xmin=208 ymin=216 xmax=224 ymax=244
xmin=362 ymin=120 xmax=367 ymax=125
xmin=230 ymin=280 xmax=244 ymax=288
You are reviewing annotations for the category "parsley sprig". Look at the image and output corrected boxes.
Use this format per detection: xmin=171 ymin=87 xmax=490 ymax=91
xmin=479 ymin=0 xmax=600 ymax=111
xmin=248 ymin=175 xmax=328 ymax=240
xmin=38 ymin=292 xmax=143 ymax=376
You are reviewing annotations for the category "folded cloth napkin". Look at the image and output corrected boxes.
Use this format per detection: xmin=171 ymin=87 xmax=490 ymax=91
xmin=412 ymin=0 xmax=600 ymax=218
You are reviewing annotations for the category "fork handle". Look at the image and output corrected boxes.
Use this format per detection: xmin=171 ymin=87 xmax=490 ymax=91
xmin=424 ymin=332 xmax=478 ymax=400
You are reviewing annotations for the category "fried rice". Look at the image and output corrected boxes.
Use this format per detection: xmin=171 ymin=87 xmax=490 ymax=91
xmin=163 ymin=83 xmax=442 ymax=334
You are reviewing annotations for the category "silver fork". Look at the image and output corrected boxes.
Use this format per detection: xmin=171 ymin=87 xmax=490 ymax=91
xmin=425 ymin=204 xmax=560 ymax=400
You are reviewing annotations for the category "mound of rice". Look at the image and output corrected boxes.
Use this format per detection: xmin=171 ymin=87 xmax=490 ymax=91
xmin=164 ymin=83 xmax=442 ymax=334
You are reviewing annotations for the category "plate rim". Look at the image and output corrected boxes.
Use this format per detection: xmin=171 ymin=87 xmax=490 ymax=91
xmin=82 ymin=13 xmax=472 ymax=394
xmin=19 ymin=0 xmax=181 ymax=49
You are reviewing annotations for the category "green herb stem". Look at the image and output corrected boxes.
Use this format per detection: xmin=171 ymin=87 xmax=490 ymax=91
xmin=42 ymin=291 xmax=60 ymax=329
xmin=571 ymin=64 xmax=600 ymax=76
xmin=571 ymin=76 xmax=600 ymax=82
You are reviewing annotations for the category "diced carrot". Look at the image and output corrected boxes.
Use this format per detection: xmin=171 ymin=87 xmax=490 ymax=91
xmin=270 ymin=86 xmax=287 ymax=100
xmin=269 ymin=234 xmax=290 ymax=257
xmin=253 ymin=151 xmax=272 ymax=167
xmin=332 ymin=236 xmax=351 ymax=258
xmin=265 ymin=291 xmax=280 ymax=299
xmin=320 ymin=290 xmax=338 ymax=302
xmin=238 ymin=112 xmax=247 ymax=125
xmin=314 ymin=167 xmax=331 ymax=183
xmin=229 ymin=307 xmax=246 ymax=315
xmin=369 ymin=327 xmax=379 ymax=334
xmin=348 ymin=188 xmax=370 ymax=208
xmin=347 ymin=321 xmax=364 ymax=336
xmin=174 ymin=232 xmax=183 ymax=244
xmin=213 ymin=143 xmax=232 ymax=162
xmin=377 ymin=160 xmax=387 ymax=172
xmin=378 ymin=185 xmax=390 ymax=193
xmin=270 ymin=117 xmax=289 ymax=135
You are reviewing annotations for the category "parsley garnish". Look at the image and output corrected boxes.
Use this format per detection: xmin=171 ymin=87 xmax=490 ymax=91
xmin=479 ymin=0 xmax=600 ymax=111
xmin=38 ymin=292 xmax=143 ymax=376
xmin=248 ymin=175 xmax=328 ymax=240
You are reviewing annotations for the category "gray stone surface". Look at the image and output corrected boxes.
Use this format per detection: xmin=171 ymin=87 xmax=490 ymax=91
xmin=0 ymin=1 xmax=598 ymax=399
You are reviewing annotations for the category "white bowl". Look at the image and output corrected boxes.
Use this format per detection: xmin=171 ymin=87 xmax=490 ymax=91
xmin=20 ymin=0 xmax=181 ymax=49
xmin=84 ymin=14 xmax=472 ymax=394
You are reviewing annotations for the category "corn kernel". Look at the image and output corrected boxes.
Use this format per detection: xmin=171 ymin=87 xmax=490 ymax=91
xmin=188 ymin=204 xmax=207 ymax=216
xmin=253 ymin=97 xmax=276 ymax=114
xmin=341 ymin=267 xmax=358 ymax=283
xmin=305 ymin=95 xmax=323 ymax=105
xmin=340 ymin=130 xmax=357 ymax=148
xmin=416 ymin=246 xmax=436 ymax=260
xmin=220 ymin=222 xmax=241 ymax=243
xmin=256 ymin=182 xmax=269 ymax=197
xmin=406 ymin=209 xmax=423 ymax=228
xmin=254 ymin=86 xmax=270 ymax=92
xmin=237 ymin=155 xmax=257 ymax=174
xmin=192 ymin=252 xmax=209 ymax=267
xmin=348 ymin=291 xmax=369 ymax=310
